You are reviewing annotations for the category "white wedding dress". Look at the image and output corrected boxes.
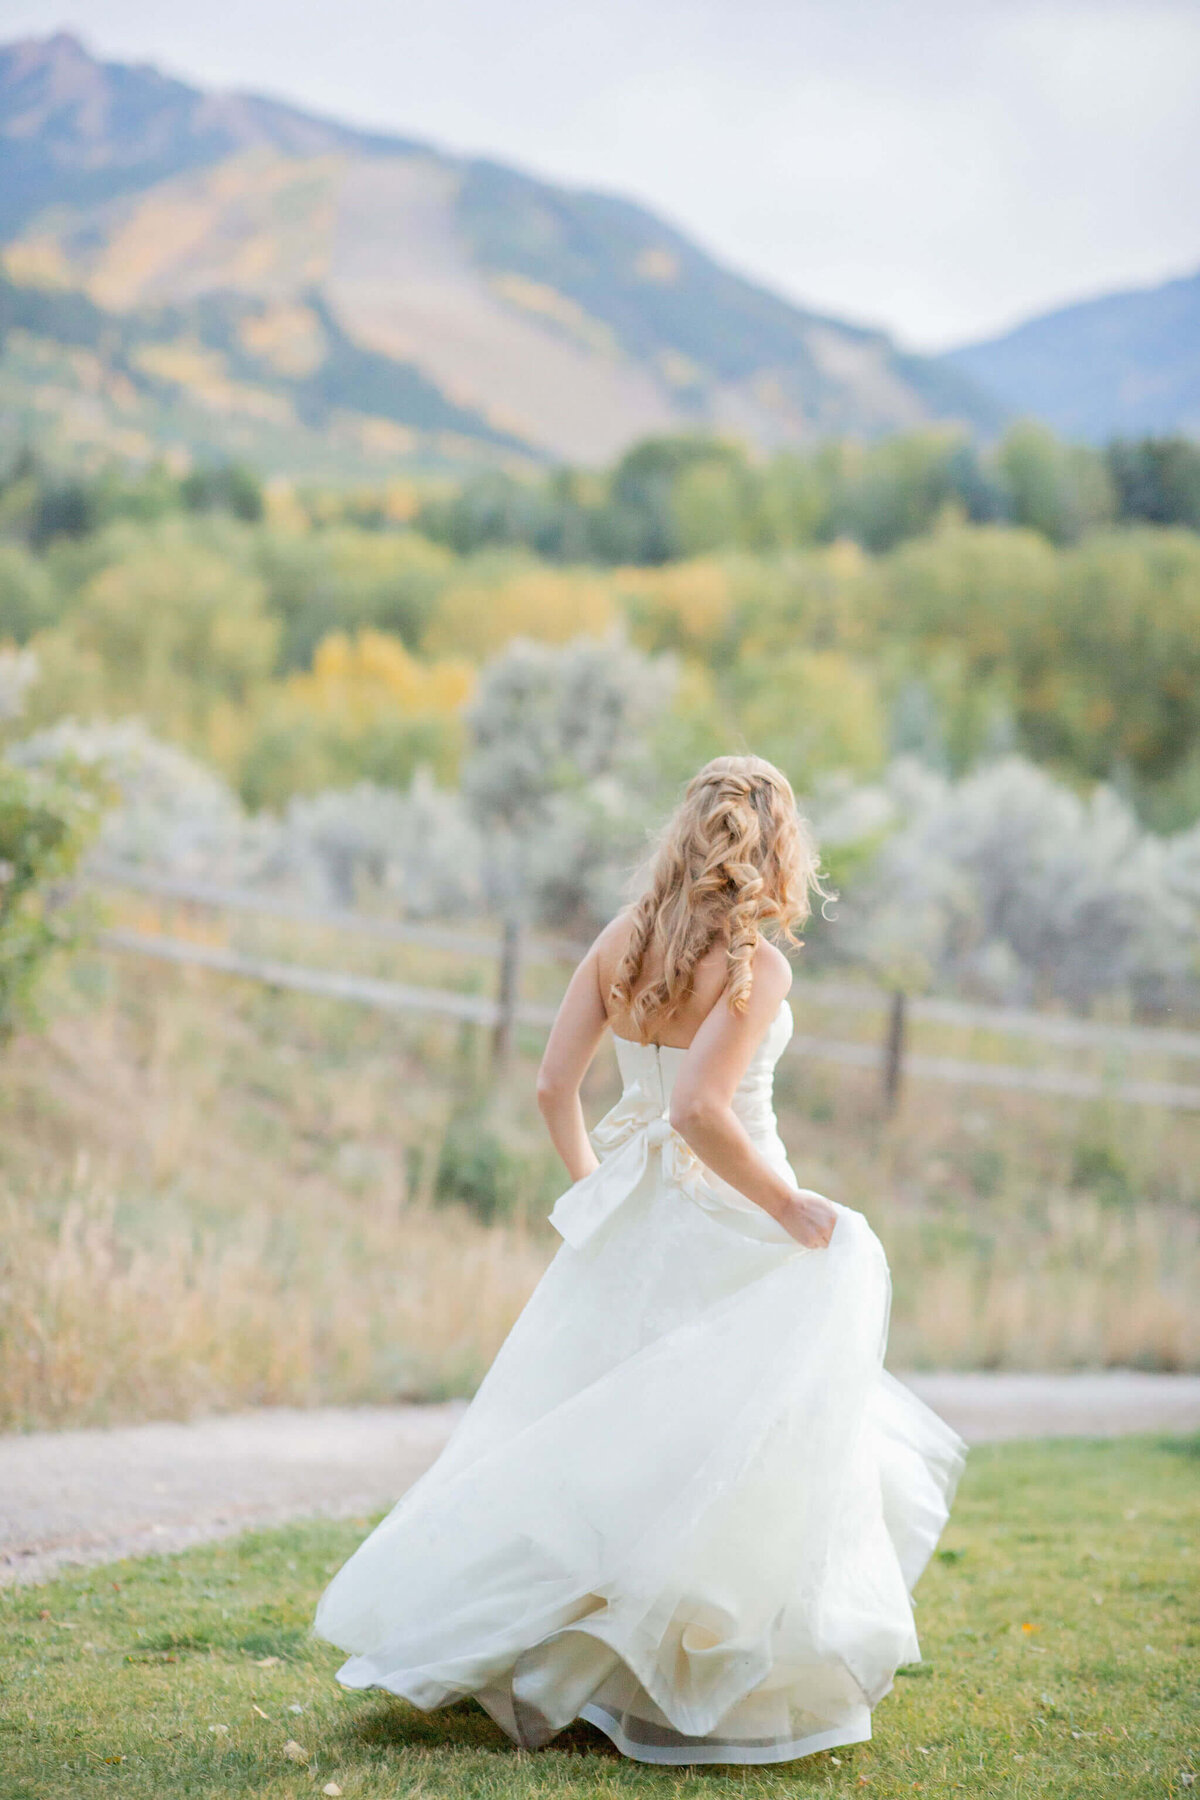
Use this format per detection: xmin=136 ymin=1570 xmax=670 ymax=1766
xmin=312 ymin=999 xmax=966 ymax=1764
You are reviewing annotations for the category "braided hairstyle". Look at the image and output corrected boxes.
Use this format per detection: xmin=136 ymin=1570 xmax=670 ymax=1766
xmin=610 ymin=755 xmax=829 ymax=1043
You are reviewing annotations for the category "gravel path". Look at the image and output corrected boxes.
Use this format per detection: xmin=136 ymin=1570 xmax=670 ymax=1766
xmin=3 ymin=1373 xmax=1198 ymax=1588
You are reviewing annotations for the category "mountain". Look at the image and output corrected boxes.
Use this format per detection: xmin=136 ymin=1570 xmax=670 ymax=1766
xmin=0 ymin=30 xmax=425 ymax=242
xmin=0 ymin=32 xmax=1003 ymax=474
xmin=939 ymin=266 xmax=1200 ymax=444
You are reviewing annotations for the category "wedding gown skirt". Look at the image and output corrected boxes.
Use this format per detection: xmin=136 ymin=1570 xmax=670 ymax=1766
xmin=312 ymin=1001 xmax=966 ymax=1764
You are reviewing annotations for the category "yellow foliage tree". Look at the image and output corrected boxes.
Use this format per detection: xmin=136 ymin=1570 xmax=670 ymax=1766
xmin=423 ymin=568 xmax=616 ymax=659
xmin=28 ymin=540 xmax=279 ymax=743
xmin=616 ymin=558 xmax=734 ymax=658
xmin=287 ymin=628 xmax=474 ymax=720
xmin=233 ymin=628 xmax=474 ymax=808
xmin=734 ymin=649 xmax=886 ymax=782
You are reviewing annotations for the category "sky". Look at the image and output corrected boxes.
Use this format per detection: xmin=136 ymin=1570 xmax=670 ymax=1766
xmin=2 ymin=0 xmax=1198 ymax=350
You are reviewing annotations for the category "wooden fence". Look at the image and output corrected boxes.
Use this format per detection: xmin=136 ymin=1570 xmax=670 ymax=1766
xmin=91 ymin=862 xmax=1200 ymax=1112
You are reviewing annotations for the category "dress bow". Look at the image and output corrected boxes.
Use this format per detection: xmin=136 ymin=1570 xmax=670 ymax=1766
xmin=548 ymin=1074 xmax=720 ymax=1250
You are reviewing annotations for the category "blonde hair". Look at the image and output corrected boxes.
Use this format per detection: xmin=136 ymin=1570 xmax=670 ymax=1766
xmin=611 ymin=754 xmax=829 ymax=1042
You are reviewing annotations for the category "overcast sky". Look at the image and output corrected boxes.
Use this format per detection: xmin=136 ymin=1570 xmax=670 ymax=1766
xmin=3 ymin=0 xmax=1198 ymax=349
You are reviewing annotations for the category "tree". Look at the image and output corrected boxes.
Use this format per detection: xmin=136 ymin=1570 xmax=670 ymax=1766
xmin=423 ymin=565 xmax=616 ymax=661
xmin=830 ymin=429 xmax=971 ymax=552
xmin=0 ymin=646 xmax=38 ymax=728
xmin=236 ymin=629 xmax=471 ymax=809
xmin=55 ymin=533 xmax=279 ymax=739
xmin=0 ymin=651 xmax=104 ymax=1043
xmin=181 ymin=462 xmax=264 ymax=522
xmin=0 ymin=544 xmax=60 ymax=643
xmin=670 ymin=458 xmax=753 ymax=556
xmin=1106 ymin=437 xmax=1200 ymax=531
xmin=0 ymin=760 xmax=100 ymax=1042
xmin=8 ymin=717 xmax=250 ymax=878
xmin=257 ymin=527 xmax=452 ymax=670
xmin=605 ymin=435 xmax=748 ymax=564
xmin=732 ymin=649 xmax=886 ymax=784
xmin=7 ymin=717 xmax=488 ymax=920
xmin=1019 ymin=530 xmax=1200 ymax=790
xmin=278 ymin=774 xmax=485 ymax=914
xmin=820 ymin=755 xmax=1197 ymax=1010
xmin=996 ymin=422 xmax=1114 ymax=545
xmin=28 ymin=477 xmax=99 ymax=549
xmin=462 ymin=634 xmax=674 ymax=927
xmin=617 ymin=558 xmax=735 ymax=659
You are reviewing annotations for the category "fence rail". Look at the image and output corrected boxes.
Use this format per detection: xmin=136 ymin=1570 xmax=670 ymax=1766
xmin=796 ymin=981 xmax=1200 ymax=1061
xmin=88 ymin=863 xmax=582 ymax=963
xmin=98 ymin=927 xmax=1200 ymax=1112
xmin=91 ymin=860 xmax=1200 ymax=1062
xmin=97 ymin=929 xmax=549 ymax=1027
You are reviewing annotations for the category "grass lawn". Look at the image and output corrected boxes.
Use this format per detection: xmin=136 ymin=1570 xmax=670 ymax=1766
xmin=1 ymin=1436 xmax=1196 ymax=1799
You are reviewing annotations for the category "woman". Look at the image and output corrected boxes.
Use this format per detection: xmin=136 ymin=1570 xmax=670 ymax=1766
xmin=312 ymin=755 xmax=966 ymax=1765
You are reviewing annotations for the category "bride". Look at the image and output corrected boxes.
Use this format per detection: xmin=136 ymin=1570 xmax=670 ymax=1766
xmin=312 ymin=754 xmax=966 ymax=1764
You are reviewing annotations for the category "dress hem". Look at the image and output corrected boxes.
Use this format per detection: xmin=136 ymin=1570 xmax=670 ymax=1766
xmin=577 ymin=1701 xmax=873 ymax=1766
xmin=332 ymin=1660 xmax=875 ymax=1768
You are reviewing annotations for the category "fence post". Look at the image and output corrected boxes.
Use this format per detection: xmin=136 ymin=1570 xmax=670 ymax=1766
xmin=491 ymin=915 xmax=524 ymax=1073
xmin=883 ymin=989 xmax=907 ymax=1114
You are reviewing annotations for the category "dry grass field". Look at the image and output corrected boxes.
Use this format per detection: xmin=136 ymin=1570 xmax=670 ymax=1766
xmin=1 ymin=914 xmax=1197 ymax=1433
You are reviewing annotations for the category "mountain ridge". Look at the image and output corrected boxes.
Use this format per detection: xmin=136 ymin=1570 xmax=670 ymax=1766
xmin=0 ymin=30 xmax=428 ymax=239
xmin=0 ymin=31 xmax=1008 ymax=472
xmin=938 ymin=264 xmax=1200 ymax=444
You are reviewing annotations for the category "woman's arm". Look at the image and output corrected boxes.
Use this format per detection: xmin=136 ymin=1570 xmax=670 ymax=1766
xmin=668 ymin=942 xmax=836 ymax=1249
xmin=535 ymin=937 xmax=611 ymax=1182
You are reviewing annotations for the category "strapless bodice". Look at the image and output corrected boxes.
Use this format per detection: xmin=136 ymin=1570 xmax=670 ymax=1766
xmin=612 ymin=998 xmax=794 ymax=1136
xmin=548 ymin=1001 xmax=797 ymax=1251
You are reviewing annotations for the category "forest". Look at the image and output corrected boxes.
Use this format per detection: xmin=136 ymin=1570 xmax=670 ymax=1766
xmin=2 ymin=419 xmax=1200 ymax=969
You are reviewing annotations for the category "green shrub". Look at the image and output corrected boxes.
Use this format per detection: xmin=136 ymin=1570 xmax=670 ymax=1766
xmin=0 ymin=758 xmax=102 ymax=1043
xmin=434 ymin=1104 xmax=523 ymax=1225
xmin=1070 ymin=1137 xmax=1136 ymax=1209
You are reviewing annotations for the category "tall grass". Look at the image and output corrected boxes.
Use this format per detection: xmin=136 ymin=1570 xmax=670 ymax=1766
xmin=0 ymin=1180 xmax=547 ymax=1429
xmin=1 ymin=950 xmax=1197 ymax=1430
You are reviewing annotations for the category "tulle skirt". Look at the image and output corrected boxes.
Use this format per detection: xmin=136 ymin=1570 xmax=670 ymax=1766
xmin=312 ymin=1156 xmax=966 ymax=1764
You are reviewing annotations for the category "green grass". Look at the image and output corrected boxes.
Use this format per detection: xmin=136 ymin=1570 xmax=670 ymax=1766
xmin=2 ymin=1437 xmax=1197 ymax=1799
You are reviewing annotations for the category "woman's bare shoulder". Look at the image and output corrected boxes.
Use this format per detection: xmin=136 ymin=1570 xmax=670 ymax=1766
xmin=751 ymin=937 xmax=794 ymax=998
xmin=592 ymin=907 xmax=636 ymax=954
xmin=590 ymin=907 xmax=637 ymax=985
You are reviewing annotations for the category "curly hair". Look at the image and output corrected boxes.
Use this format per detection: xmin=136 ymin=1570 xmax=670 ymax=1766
xmin=610 ymin=754 xmax=830 ymax=1042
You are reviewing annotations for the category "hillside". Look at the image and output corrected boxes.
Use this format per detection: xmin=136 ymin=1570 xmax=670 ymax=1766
xmin=0 ymin=32 xmax=1002 ymax=473
xmin=941 ymin=266 xmax=1200 ymax=444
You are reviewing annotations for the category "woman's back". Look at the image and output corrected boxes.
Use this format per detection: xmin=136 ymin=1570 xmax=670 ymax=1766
xmin=596 ymin=909 xmax=790 ymax=1049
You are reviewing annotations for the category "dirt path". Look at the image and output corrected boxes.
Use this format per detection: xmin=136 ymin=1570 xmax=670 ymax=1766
xmin=3 ymin=1373 xmax=1198 ymax=1588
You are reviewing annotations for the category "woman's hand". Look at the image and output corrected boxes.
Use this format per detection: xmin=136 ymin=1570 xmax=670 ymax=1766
xmin=775 ymin=1187 xmax=837 ymax=1248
